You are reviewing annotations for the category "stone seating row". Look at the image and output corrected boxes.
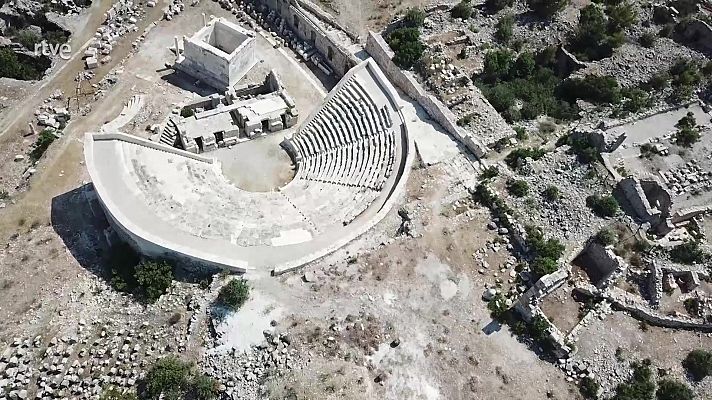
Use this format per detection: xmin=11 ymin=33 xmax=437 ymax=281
xmin=298 ymin=130 xmax=395 ymax=190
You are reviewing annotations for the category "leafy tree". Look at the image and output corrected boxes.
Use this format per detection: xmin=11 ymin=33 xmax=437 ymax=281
xmin=595 ymin=228 xmax=617 ymax=246
xmin=482 ymin=49 xmax=515 ymax=82
xmin=683 ymin=349 xmax=712 ymax=381
xmin=674 ymin=112 xmax=701 ymax=147
xmin=495 ymin=14 xmax=515 ymax=42
xmin=670 ymin=240 xmax=707 ymax=264
xmin=403 ymin=8 xmax=426 ymax=28
xmin=558 ymin=75 xmax=622 ymax=104
xmin=621 ymin=88 xmax=652 ymax=113
xmin=656 ymin=379 xmax=693 ymax=400
xmin=606 ymin=2 xmax=637 ymax=32
xmin=451 ymin=0 xmax=473 ymax=19
xmin=586 ymin=194 xmax=619 ymax=217
xmin=15 ymin=29 xmax=41 ymax=50
xmin=568 ymin=3 xmax=630 ymax=61
xmin=542 ymin=185 xmax=560 ymax=202
xmin=0 ymin=48 xmax=49 ymax=80
xmin=218 ymin=279 xmax=250 ymax=310
xmin=29 ymin=129 xmax=57 ymax=162
xmin=527 ymin=0 xmax=570 ymax=19
xmin=580 ymin=376 xmax=600 ymax=399
xmin=134 ymin=261 xmax=174 ymax=303
xmin=387 ymin=28 xmax=425 ymax=69
xmin=507 ymin=179 xmax=530 ymax=197
xmin=512 ymin=52 xmax=536 ymax=78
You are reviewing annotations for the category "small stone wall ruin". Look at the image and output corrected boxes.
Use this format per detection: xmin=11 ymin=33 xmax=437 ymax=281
xmin=365 ymin=31 xmax=489 ymax=158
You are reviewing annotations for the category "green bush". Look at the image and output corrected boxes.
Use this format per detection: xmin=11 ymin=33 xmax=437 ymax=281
xmin=595 ymin=228 xmax=617 ymax=246
xmin=0 ymin=48 xmax=46 ymax=80
xmin=606 ymin=1 xmax=637 ymax=32
xmin=507 ymin=179 xmax=529 ymax=197
xmin=505 ymin=147 xmax=547 ymax=168
xmin=107 ymin=244 xmax=174 ymax=304
xmin=29 ymin=129 xmax=57 ymax=162
xmin=683 ymin=349 xmax=712 ymax=381
xmin=542 ymin=185 xmax=560 ymax=202
xmin=387 ymin=28 xmax=425 ymax=69
xmin=612 ymin=360 xmax=655 ymax=400
xmin=656 ymin=379 xmax=693 ymax=400
xmin=526 ymin=225 xmax=565 ymax=261
xmin=180 ymin=108 xmax=195 ymax=118
xmin=143 ymin=356 xmax=218 ymax=400
xmin=586 ymin=194 xmax=619 ymax=218
xmin=15 ymin=29 xmax=41 ymax=50
xmin=477 ymin=50 xmax=580 ymax=121
xmin=495 ymin=14 xmax=515 ymax=42
xmin=669 ymin=59 xmax=701 ymax=93
xmin=674 ymin=112 xmax=700 ymax=147
xmin=527 ymin=0 xmax=569 ymax=18
xmin=451 ymin=0 xmax=473 ymax=19
xmin=528 ymin=315 xmax=551 ymax=341
xmin=530 ymin=256 xmax=559 ymax=277
xmin=670 ymin=240 xmax=707 ymax=264
xmin=218 ymin=279 xmax=250 ymax=310
xmin=638 ymin=32 xmax=657 ymax=48
xmin=558 ymin=75 xmax=622 ymax=105
xmin=579 ymin=376 xmax=600 ymax=399
xmin=134 ymin=261 xmax=174 ymax=303
xmin=480 ymin=166 xmax=499 ymax=179
xmin=568 ymin=4 xmax=625 ymax=61
xmin=403 ymin=8 xmax=426 ymax=28
xmin=487 ymin=293 xmax=509 ymax=320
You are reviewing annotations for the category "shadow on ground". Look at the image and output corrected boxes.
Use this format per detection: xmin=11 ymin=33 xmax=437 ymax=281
xmin=51 ymin=183 xmax=226 ymax=291
xmin=51 ymin=183 xmax=112 ymax=278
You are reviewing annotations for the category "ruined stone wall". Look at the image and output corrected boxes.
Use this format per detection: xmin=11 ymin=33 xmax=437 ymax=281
xmin=251 ymin=0 xmax=359 ymax=77
xmin=618 ymin=177 xmax=662 ymax=224
xmin=365 ymin=31 xmax=488 ymax=158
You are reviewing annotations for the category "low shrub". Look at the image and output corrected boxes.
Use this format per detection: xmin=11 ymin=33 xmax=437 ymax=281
xmin=218 ymin=279 xmax=250 ymax=310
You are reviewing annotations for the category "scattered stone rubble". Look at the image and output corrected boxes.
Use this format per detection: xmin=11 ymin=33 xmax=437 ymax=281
xmin=202 ymin=330 xmax=299 ymax=399
xmin=84 ymin=0 xmax=146 ymax=70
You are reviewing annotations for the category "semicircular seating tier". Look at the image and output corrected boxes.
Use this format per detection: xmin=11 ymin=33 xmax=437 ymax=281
xmin=84 ymin=59 xmax=413 ymax=273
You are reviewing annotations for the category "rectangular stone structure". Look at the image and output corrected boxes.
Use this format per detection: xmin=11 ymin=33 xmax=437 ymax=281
xmin=176 ymin=17 xmax=258 ymax=90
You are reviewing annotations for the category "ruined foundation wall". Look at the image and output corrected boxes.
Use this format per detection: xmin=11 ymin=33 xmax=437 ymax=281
xmin=252 ymin=0 xmax=359 ymax=77
xmin=365 ymin=31 xmax=488 ymax=158
xmin=618 ymin=177 xmax=661 ymax=223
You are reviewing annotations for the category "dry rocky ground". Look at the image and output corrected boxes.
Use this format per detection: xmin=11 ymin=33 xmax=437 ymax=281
xmin=0 ymin=0 xmax=710 ymax=399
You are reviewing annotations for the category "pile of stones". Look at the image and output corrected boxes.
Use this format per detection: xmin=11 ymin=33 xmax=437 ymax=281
xmin=663 ymin=160 xmax=712 ymax=197
xmin=201 ymin=330 xmax=298 ymax=399
xmin=85 ymin=0 xmax=145 ymax=69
